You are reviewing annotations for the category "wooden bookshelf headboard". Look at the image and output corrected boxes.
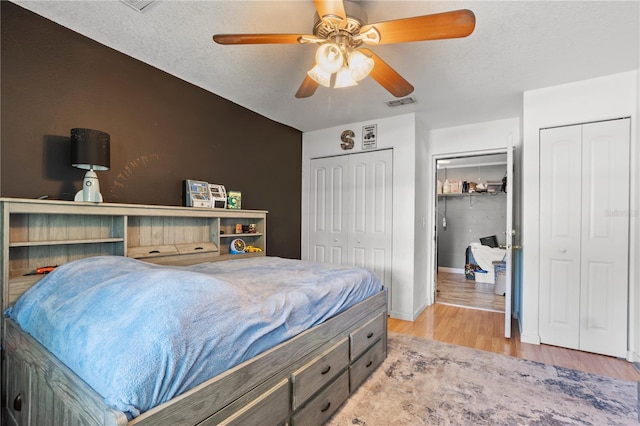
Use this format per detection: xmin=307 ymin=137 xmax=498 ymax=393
xmin=1 ymin=198 xmax=267 ymax=311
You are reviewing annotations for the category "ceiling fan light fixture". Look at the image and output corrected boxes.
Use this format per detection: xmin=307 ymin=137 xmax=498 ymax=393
xmin=334 ymin=66 xmax=358 ymax=88
xmin=348 ymin=50 xmax=374 ymax=81
xmin=315 ymin=43 xmax=344 ymax=74
xmin=212 ymin=3 xmax=476 ymax=99
xmin=307 ymin=64 xmax=332 ymax=87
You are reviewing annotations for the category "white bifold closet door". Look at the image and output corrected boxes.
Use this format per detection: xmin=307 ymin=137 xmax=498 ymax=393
xmin=309 ymin=149 xmax=393 ymax=295
xmin=539 ymin=118 xmax=630 ymax=358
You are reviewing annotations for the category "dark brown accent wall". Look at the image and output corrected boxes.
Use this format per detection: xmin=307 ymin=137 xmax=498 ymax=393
xmin=1 ymin=2 xmax=302 ymax=259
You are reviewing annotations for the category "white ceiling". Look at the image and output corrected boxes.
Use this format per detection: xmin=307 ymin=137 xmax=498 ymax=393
xmin=12 ymin=1 xmax=640 ymax=132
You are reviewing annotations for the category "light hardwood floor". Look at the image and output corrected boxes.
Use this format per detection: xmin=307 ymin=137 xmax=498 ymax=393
xmin=436 ymin=270 xmax=505 ymax=312
xmin=388 ymin=303 xmax=640 ymax=382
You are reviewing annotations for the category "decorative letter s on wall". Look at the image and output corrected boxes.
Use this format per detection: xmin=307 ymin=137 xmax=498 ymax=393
xmin=340 ymin=130 xmax=355 ymax=150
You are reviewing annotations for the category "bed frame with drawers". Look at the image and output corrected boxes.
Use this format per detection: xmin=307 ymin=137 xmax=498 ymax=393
xmin=1 ymin=198 xmax=387 ymax=426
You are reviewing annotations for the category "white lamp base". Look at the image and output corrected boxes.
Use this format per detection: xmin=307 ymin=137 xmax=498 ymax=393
xmin=74 ymin=170 xmax=103 ymax=203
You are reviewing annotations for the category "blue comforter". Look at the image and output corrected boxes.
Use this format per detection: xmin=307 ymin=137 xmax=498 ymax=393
xmin=7 ymin=256 xmax=383 ymax=419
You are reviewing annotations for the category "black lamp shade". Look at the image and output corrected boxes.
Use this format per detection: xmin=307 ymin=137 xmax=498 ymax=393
xmin=70 ymin=128 xmax=110 ymax=171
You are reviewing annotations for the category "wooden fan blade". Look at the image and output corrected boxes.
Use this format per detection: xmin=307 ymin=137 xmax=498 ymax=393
xmin=295 ymin=75 xmax=320 ymax=98
xmin=360 ymin=49 xmax=414 ymax=97
xmin=314 ymin=0 xmax=346 ymax=22
xmin=213 ymin=34 xmax=305 ymax=45
xmin=360 ymin=9 xmax=476 ymax=45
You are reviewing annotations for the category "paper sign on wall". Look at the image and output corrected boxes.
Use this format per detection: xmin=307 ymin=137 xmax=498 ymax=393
xmin=362 ymin=124 xmax=377 ymax=150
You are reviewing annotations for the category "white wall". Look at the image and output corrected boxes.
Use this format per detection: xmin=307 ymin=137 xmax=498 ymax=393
xmin=629 ymin=69 xmax=640 ymax=367
xmin=301 ymin=113 xmax=418 ymax=320
xmin=422 ymin=117 xmax=521 ymax=313
xmin=414 ymin=115 xmax=430 ymax=316
xmin=635 ymin=67 xmax=640 ymax=366
xmin=521 ymin=71 xmax=639 ymax=363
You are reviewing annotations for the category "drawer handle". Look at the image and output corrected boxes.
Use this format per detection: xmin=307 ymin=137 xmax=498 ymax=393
xmin=320 ymin=402 xmax=331 ymax=413
xmin=366 ymin=332 xmax=374 ymax=339
xmin=194 ymin=246 xmax=204 ymax=250
xmin=320 ymin=365 xmax=331 ymax=375
xmin=13 ymin=394 xmax=22 ymax=412
xmin=366 ymin=360 xmax=373 ymax=368
xmin=149 ymin=250 xmax=160 ymax=254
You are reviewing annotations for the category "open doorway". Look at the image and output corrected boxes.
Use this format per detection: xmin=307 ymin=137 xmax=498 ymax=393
xmin=434 ymin=153 xmax=508 ymax=312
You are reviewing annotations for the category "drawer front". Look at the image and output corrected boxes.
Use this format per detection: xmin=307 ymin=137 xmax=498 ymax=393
xmin=291 ymin=338 xmax=349 ymax=409
xmin=349 ymin=338 xmax=385 ymax=392
xmin=127 ymin=244 xmax=179 ymax=259
xmin=216 ymin=378 xmax=290 ymax=426
xmin=350 ymin=313 xmax=385 ymax=360
xmin=175 ymin=242 xmax=219 ymax=254
xmin=291 ymin=371 xmax=349 ymax=426
xmin=4 ymin=352 xmax=30 ymax=426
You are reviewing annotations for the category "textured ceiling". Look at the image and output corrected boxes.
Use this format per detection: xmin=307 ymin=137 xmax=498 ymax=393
xmin=11 ymin=1 xmax=640 ymax=132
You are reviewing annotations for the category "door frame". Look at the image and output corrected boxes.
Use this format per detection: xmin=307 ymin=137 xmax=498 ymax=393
xmin=430 ymin=147 xmax=514 ymax=337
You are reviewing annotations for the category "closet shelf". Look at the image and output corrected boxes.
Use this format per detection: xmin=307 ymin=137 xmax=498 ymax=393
xmin=438 ymin=192 xmax=506 ymax=197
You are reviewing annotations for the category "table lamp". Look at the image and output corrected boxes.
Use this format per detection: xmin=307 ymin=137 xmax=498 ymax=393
xmin=70 ymin=128 xmax=110 ymax=202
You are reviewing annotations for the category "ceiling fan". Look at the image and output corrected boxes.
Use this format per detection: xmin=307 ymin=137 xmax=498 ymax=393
xmin=213 ymin=1 xmax=475 ymax=99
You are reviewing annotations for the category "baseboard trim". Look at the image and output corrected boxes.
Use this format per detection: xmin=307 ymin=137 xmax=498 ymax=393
xmin=389 ymin=310 xmax=414 ymax=321
xmin=413 ymin=300 xmax=429 ymax=320
xmin=436 ymin=301 xmax=502 ymax=314
xmin=438 ymin=267 xmax=465 ymax=275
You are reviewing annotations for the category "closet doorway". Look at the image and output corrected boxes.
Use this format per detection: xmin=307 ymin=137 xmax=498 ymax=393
xmin=434 ymin=153 xmax=510 ymax=316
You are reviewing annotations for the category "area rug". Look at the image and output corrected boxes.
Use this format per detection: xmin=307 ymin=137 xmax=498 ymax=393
xmin=328 ymin=332 xmax=638 ymax=425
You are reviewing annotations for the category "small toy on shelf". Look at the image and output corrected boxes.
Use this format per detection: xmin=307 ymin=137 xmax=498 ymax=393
xmin=227 ymin=191 xmax=242 ymax=209
xmin=230 ymin=238 xmax=246 ymax=254
xmin=24 ymin=265 xmax=58 ymax=275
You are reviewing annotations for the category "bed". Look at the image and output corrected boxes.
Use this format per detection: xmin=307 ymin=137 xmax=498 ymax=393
xmin=1 ymin=199 xmax=387 ymax=426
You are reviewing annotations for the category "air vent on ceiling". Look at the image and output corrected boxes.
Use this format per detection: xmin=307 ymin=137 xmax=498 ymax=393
xmin=121 ymin=0 xmax=155 ymax=12
xmin=386 ymin=96 xmax=417 ymax=107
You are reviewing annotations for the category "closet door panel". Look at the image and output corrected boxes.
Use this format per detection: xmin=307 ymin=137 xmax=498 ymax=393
xmin=310 ymin=157 xmax=349 ymax=265
xmin=350 ymin=158 xmax=366 ymax=266
xmin=352 ymin=161 xmax=367 ymax=234
xmin=579 ymin=119 xmax=629 ymax=357
xmin=542 ymin=259 xmax=580 ymax=349
xmin=583 ymin=261 xmax=613 ymax=328
xmin=309 ymin=150 xmax=393 ymax=307
xmin=347 ymin=150 xmax=393 ymax=291
xmin=352 ymin=247 xmax=366 ymax=268
xmin=539 ymin=125 xmax=582 ymax=348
